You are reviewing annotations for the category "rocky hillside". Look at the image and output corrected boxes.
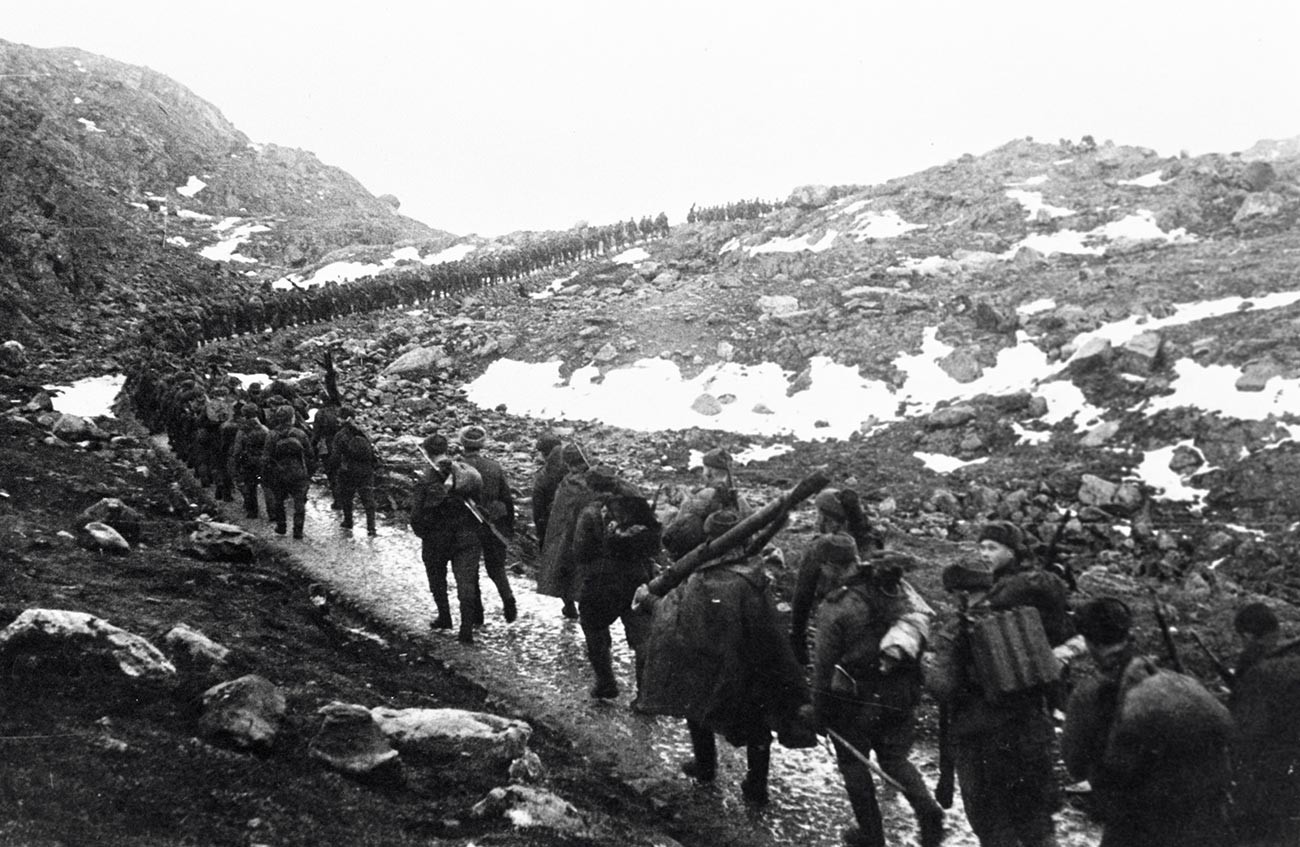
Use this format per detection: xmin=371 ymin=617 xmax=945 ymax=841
xmin=0 ymin=39 xmax=451 ymax=350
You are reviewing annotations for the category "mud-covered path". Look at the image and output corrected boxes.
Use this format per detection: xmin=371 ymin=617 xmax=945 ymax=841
xmin=226 ymin=494 xmax=1099 ymax=847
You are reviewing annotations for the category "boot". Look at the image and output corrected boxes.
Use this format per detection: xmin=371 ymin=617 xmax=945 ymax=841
xmin=629 ymin=652 xmax=648 ymax=711
xmin=365 ymin=512 xmax=377 ymax=536
xmin=502 ymin=594 xmax=517 ymax=623
xmin=561 ymin=599 xmax=579 ymax=620
xmin=430 ymin=595 xmax=453 ymax=630
xmin=918 ymin=805 xmax=945 ymax=847
xmin=741 ymin=744 xmax=771 ymax=805
xmin=457 ymin=625 xmax=475 ymax=645
xmin=586 ymin=629 xmax=619 ymax=699
xmin=680 ymin=721 xmax=717 ymax=782
xmin=340 ymin=504 xmax=353 ymax=530
xmin=292 ymin=515 xmax=305 ymax=540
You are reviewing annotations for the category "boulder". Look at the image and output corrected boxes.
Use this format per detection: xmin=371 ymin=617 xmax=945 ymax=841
xmin=1118 ymin=331 xmax=1163 ymax=374
xmin=691 ymin=394 xmax=722 ymax=416
xmin=939 ymin=349 xmax=983 ymax=383
xmin=594 ymin=343 xmax=619 ymax=363
xmin=1236 ymin=358 xmax=1284 ymax=392
xmin=370 ymin=707 xmax=531 ymax=767
xmin=185 ymin=521 xmax=257 ymax=563
xmin=973 ymin=301 xmax=1018 ymax=333
xmin=1026 ymin=395 xmax=1049 ymax=418
xmin=1068 ymin=337 xmax=1114 ymax=370
xmin=0 ymin=340 xmax=27 ymax=374
xmin=716 ymin=341 xmax=735 ymax=361
xmin=198 ymin=674 xmax=286 ymax=750
xmin=756 ymin=295 xmax=800 ymax=318
xmin=1240 ymin=160 xmax=1276 ymax=192
xmin=470 ymin=784 xmax=587 ymax=832
xmin=52 ymin=413 xmax=101 ymax=442
xmin=309 ymin=702 xmax=400 ymax=776
xmin=24 ymin=390 xmax=54 ymax=413
xmin=926 ymin=405 xmax=976 ymax=429
xmin=509 ymin=749 xmax=546 ymax=782
xmin=82 ymin=521 xmax=130 ymax=553
xmin=787 ymin=185 xmax=832 ymax=209
xmin=75 ymin=498 xmax=144 ymax=544
xmin=1233 ymin=192 xmax=1285 ymax=223
xmin=163 ymin=623 xmax=231 ymax=674
xmin=1077 ymin=474 xmax=1119 ymax=507
xmin=382 ymin=346 xmax=452 ymax=378
xmin=0 ymin=609 xmax=176 ymax=683
xmin=1080 ymin=421 xmax=1121 ymax=447
xmin=1168 ymin=445 xmax=1204 ymax=475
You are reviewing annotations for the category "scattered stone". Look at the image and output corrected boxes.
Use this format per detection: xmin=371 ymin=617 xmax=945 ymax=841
xmin=0 ymin=340 xmax=26 ymax=373
xmin=1118 ymin=331 xmax=1163 ymax=374
xmin=52 ymin=413 xmax=102 ymax=442
xmin=972 ymin=301 xmax=1017 ymax=333
xmin=594 ymin=343 xmax=619 ymax=363
xmin=382 ymin=346 xmax=452 ymax=378
xmin=926 ymin=405 xmax=976 ymax=429
xmin=787 ymin=185 xmax=832 ymax=208
xmin=756 ymin=295 xmax=799 ymax=318
xmin=939 ymin=349 xmax=983 ymax=383
xmin=1168 ymin=445 xmax=1204 ymax=475
xmin=185 ymin=521 xmax=257 ymax=563
xmin=1077 ymin=474 xmax=1119 ymax=507
xmin=1236 ymin=358 xmax=1284 ymax=392
xmin=1068 ymin=337 xmax=1114 ymax=370
xmin=369 ymin=707 xmax=531 ymax=767
xmin=470 ymin=784 xmax=587 ymax=832
xmin=82 ymin=521 xmax=130 ymax=553
xmin=163 ymin=623 xmax=231 ymax=673
xmin=508 ymin=750 xmax=545 ymax=782
xmin=1026 ymin=395 xmax=1049 ymax=418
xmin=309 ymin=702 xmax=400 ymax=776
xmin=0 ymin=609 xmax=176 ymax=683
xmin=198 ymin=674 xmax=286 ymax=750
xmin=690 ymin=394 xmax=722 ymax=416
xmin=1080 ymin=421 xmax=1121 ymax=447
xmin=75 ymin=498 xmax=144 ymax=544
xmin=716 ymin=341 xmax=734 ymax=361
xmin=24 ymin=390 xmax=54 ymax=413
xmin=1233 ymin=192 xmax=1285 ymax=223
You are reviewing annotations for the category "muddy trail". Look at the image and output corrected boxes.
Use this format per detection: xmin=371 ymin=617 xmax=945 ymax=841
xmin=205 ymin=485 xmax=1100 ymax=847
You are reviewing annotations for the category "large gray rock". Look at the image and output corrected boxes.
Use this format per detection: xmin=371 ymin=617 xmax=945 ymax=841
xmin=938 ymin=349 xmax=983 ymax=383
xmin=370 ymin=707 xmax=531 ymax=767
xmin=691 ymin=394 xmax=723 ymax=416
xmin=1236 ymin=358 xmax=1284 ymax=392
xmin=1118 ymin=331 xmax=1163 ymax=374
xmin=1069 ymin=337 xmax=1114 ymax=369
xmin=382 ymin=346 xmax=452 ymax=378
xmin=185 ymin=521 xmax=257 ymax=563
xmin=787 ymin=184 xmax=832 ymax=209
xmin=198 ymin=674 xmax=286 ymax=750
xmin=756 ymin=295 xmax=799 ymax=317
xmin=470 ymin=784 xmax=587 ymax=832
xmin=81 ymin=521 xmax=130 ymax=553
xmin=76 ymin=498 xmax=144 ymax=544
xmin=164 ymin=623 xmax=231 ymax=674
xmin=1233 ymin=192 xmax=1285 ymax=223
xmin=52 ymin=413 xmax=103 ymax=442
xmin=309 ymin=702 xmax=400 ymax=776
xmin=1077 ymin=474 xmax=1119 ymax=507
xmin=0 ymin=340 xmax=26 ymax=374
xmin=0 ymin=609 xmax=176 ymax=682
xmin=926 ymin=404 xmax=976 ymax=430
xmin=1080 ymin=421 xmax=1121 ymax=447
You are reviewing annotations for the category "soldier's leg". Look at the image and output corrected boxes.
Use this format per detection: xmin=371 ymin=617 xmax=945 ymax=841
xmin=682 ymin=720 xmax=717 ymax=781
xmin=832 ymin=719 xmax=886 ymax=847
xmin=954 ymin=738 xmax=1020 ymax=847
xmin=421 ymin=539 xmax=452 ymax=629
xmin=620 ymin=605 xmax=652 ymax=700
xmin=580 ymin=620 xmax=618 ymax=699
xmin=481 ymin=535 xmax=515 ymax=621
xmin=240 ymin=472 xmax=259 ymax=517
xmin=740 ymin=719 xmax=773 ymax=806
xmin=450 ymin=537 xmax=482 ymax=643
xmin=872 ymin=715 xmax=944 ymax=847
xmin=337 ymin=475 xmax=355 ymax=528
xmin=360 ymin=480 xmax=376 ymax=535
xmin=266 ymin=484 xmax=286 ymax=534
xmin=291 ymin=481 xmax=308 ymax=539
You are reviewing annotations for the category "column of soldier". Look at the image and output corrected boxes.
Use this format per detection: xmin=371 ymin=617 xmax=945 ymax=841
xmin=134 ymin=360 xmax=1297 ymax=847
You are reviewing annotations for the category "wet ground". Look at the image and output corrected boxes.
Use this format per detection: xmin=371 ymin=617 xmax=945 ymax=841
xmin=228 ymin=494 xmax=1101 ymax=847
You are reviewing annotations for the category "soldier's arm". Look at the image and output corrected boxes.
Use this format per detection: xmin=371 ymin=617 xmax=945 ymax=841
xmin=788 ymin=550 xmax=821 ymax=664
xmin=811 ymin=598 xmax=847 ymax=728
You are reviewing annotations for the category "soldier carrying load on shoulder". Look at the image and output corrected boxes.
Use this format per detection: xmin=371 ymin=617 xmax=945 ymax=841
xmin=813 ymin=542 xmax=944 ymax=847
xmin=661 ymin=447 xmax=751 ymax=561
xmin=329 ymin=407 xmax=378 ymax=536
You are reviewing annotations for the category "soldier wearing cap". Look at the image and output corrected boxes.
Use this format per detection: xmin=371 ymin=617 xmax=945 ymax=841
xmin=537 ymin=443 xmax=598 ymax=618
xmin=639 ymin=509 xmax=815 ymax=806
xmin=329 ymin=406 xmax=378 ymax=535
xmin=458 ymin=425 xmax=517 ymax=623
xmin=790 ymin=487 xmax=885 ymax=665
xmin=814 ymin=544 xmax=943 ymax=847
xmin=661 ymin=447 xmax=751 ymax=561
xmin=410 ymin=434 xmax=484 ymax=643
xmin=572 ymin=465 xmax=659 ymax=700
xmin=928 ymin=521 xmax=1078 ymax=847
xmin=531 ymin=432 xmax=566 ymax=548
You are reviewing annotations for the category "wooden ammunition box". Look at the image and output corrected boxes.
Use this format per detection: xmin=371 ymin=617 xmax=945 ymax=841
xmin=969 ymin=607 xmax=1062 ymax=698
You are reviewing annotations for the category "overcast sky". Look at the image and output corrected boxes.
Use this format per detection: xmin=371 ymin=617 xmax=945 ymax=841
xmin=7 ymin=1 xmax=1298 ymax=236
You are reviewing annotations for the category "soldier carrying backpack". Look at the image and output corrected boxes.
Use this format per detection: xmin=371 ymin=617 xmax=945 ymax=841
xmin=228 ymin=404 xmax=269 ymax=518
xmin=329 ymin=407 xmax=377 ymax=535
xmin=262 ymin=405 xmax=315 ymax=539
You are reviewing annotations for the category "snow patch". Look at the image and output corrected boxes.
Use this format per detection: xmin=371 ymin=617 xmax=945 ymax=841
xmin=1005 ymin=190 xmax=1075 ymax=220
xmin=166 ymin=236 xmax=191 ymax=247
xmin=201 ymin=221 xmax=271 ymax=263
xmin=1118 ymin=170 xmax=1168 ymax=188
xmin=422 ymin=243 xmax=476 ymax=265
xmin=44 ymin=374 xmax=125 ymax=418
xmin=850 ymin=210 xmax=925 ymax=241
xmin=734 ymin=443 xmax=794 ymax=465
xmin=915 ymin=452 xmax=989 ymax=473
xmin=1133 ymin=440 xmax=1210 ymax=506
xmin=1017 ymin=298 xmax=1056 ymax=316
xmin=77 ymin=118 xmax=105 ymax=133
xmin=613 ymin=247 xmax=649 ymax=264
xmin=176 ymin=176 xmax=207 ymax=198
xmin=1144 ymin=359 xmax=1300 ymax=420
xmin=1005 ymin=175 xmax=1048 ymax=187
xmin=748 ymin=229 xmax=838 ymax=255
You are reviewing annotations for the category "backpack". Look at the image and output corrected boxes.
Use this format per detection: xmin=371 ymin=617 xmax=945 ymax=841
xmin=271 ymin=432 xmax=307 ymax=465
xmin=340 ymin=430 xmax=372 ymax=465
